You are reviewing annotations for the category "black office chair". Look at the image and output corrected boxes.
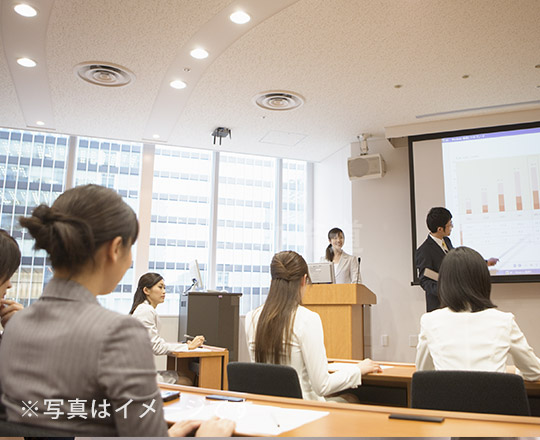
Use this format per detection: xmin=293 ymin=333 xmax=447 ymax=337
xmin=227 ymin=362 xmax=303 ymax=398
xmin=0 ymin=419 xmax=74 ymax=437
xmin=411 ymin=370 xmax=531 ymax=416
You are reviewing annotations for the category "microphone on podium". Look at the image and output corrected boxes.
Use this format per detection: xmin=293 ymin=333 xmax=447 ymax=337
xmin=356 ymin=257 xmax=361 ymax=284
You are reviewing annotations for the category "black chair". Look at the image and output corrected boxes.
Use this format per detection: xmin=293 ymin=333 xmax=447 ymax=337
xmin=411 ymin=370 xmax=531 ymax=416
xmin=227 ymin=362 xmax=303 ymax=398
xmin=0 ymin=419 xmax=74 ymax=437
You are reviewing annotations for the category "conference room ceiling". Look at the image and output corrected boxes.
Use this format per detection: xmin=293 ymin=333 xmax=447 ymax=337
xmin=0 ymin=0 xmax=539 ymax=162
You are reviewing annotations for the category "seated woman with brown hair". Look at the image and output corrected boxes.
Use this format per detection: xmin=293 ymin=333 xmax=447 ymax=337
xmin=0 ymin=184 xmax=234 ymax=437
xmin=245 ymin=250 xmax=380 ymax=401
xmin=416 ymin=246 xmax=540 ymax=380
xmin=0 ymin=229 xmax=23 ymax=329
xmin=130 ymin=272 xmax=204 ymax=384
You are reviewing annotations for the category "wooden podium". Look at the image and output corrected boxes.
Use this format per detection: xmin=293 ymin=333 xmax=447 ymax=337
xmin=303 ymin=284 xmax=376 ymax=359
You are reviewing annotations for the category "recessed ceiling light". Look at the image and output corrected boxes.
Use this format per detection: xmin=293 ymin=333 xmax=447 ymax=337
xmin=152 ymin=134 xmax=160 ymax=139
xmin=190 ymin=48 xmax=209 ymax=59
xmin=230 ymin=11 xmax=251 ymax=24
xmin=17 ymin=57 xmax=37 ymax=67
xmin=170 ymin=80 xmax=187 ymax=89
xmin=14 ymin=3 xmax=37 ymax=17
xmin=36 ymin=120 xmax=45 ymax=126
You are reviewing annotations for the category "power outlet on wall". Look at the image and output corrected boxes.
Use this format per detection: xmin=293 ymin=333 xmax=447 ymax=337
xmin=409 ymin=335 xmax=418 ymax=347
xmin=381 ymin=334 xmax=389 ymax=347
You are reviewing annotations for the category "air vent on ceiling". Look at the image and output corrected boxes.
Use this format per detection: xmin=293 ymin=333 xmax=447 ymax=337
xmin=75 ymin=62 xmax=135 ymax=87
xmin=253 ymin=91 xmax=304 ymax=111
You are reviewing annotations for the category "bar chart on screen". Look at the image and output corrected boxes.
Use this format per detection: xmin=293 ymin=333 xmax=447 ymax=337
xmin=442 ymin=127 xmax=540 ymax=276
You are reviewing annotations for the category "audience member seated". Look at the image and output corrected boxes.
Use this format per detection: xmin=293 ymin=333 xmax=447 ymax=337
xmin=0 ymin=184 xmax=234 ymax=437
xmin=0 ymin=229 xmax=23 ymax=330
xmin=0 ymin=229 xmax=24 ymax=420
xmin=130 ymin=272 xmax=204 ymax=384
xmin=416 ymin=246 xmax=540 ymax=380
xmin=245 ymin=250 xmax=381 ymax=401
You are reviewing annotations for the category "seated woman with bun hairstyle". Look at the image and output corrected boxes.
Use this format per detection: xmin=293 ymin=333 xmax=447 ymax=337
xmin=0 ymin=184 xmax=234 ymax=437
xmin=246 ymin=250 xmax=380 ymax=402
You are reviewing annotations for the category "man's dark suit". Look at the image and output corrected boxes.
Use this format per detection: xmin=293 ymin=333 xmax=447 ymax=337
xmin=415 ymin=234 xmax=454 ymax=312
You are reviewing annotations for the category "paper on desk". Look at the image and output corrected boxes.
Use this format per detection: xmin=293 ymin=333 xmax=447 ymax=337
xmin=163 ymin=399 xmax=328 ymax=436
xmin=328 ymin=362 xmax=393 ymax=372
xmin=173 ymin=347 xmax=212 ymax=352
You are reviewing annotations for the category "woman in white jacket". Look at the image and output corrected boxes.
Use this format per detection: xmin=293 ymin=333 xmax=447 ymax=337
xmin=321 ymin=227 xmax=361 ymax=284
xmin=416 ymin=246 xmax=540 ymax=380
xmin=246 ymin=251 xmax=380 ymax=401
xmin=129 ymin=272 xmax=204 ymax=383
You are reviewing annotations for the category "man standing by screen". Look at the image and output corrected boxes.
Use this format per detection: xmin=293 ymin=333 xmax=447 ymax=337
xmin=416 ymin=207 xmax=499 ymax=312
xmin=416 ymin=207 xmax=454 ymax=312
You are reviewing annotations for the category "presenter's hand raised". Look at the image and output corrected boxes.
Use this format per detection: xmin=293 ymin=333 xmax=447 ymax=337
xmin=358 ymin=358 xmax=382 ymax=375
xmin=487 ymin=257 xmax=499 ymax=267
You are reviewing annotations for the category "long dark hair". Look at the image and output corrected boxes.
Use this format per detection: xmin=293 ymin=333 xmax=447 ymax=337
xmin=20 ymin=184 xmax=138 ymax=275
xmin=254 ymin=251 xmax=310 ymax=364
xmin=0 ymin=229 xmax=21 ymax=284
xmin=325 ymin=227 xmax=344 ymax=262
xmin=129 ymin=272 xmax=164 ymax=314
xmin=438 ymin=246 xmax=496 ymax=312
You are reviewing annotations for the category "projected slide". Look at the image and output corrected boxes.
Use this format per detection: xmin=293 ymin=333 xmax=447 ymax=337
xmin=442 ymin=127 xmax=540 ymax=276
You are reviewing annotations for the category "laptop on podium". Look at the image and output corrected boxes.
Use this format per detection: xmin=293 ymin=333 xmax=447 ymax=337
xmin=308 ymin=262 xmax=335 ymax=284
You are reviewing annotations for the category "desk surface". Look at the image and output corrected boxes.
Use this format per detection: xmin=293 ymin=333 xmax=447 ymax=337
xmin=329 ymin=359 xmax=540 ymax=396
xmin=167 ymin=345 xmax=229 ymax=390
xmin=169 ymin=345 xmax=228 ymax=358
xmin=161 ymin=384 xmax=540 ymax=436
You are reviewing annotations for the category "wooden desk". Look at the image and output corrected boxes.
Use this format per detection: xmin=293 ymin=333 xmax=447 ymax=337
xmin=166 ymin=345 xmax=228 ymax=390
xmin=160 ymin=383 xmax=540 ymax=436
xmin=330 ymin=359 xmax=540 ymax=414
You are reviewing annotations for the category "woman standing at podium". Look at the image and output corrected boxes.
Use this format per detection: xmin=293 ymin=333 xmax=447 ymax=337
xmin=246 ymin=250 xmax=380 ymax=401
xmin=129 ymin=272 xmax=204 ymax=384
xmin=321 ymin=227 xmax=361 ymax=283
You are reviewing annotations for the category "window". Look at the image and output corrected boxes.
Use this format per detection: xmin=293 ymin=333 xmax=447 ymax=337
xmin=0 ymin=126 xmax=311 ymax=316
xmin=215 ymin=153 xmax=275 ymax=313
xmin=0 ymin=128 xmax=68 ymax=305
xmin=74 ymin=137 xmax=142 ymax=313
xmin=148 ymin=147 xmax=213 ymax=314
xmin=282 ymin=159 xmax=307 ymax=254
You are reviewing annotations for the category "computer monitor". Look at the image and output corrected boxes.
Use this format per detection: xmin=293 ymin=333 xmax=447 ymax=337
xmin=189 ymin=260 xmax=204 ymax=291
xmin=308 ymin=262 xmax=335 ymax=284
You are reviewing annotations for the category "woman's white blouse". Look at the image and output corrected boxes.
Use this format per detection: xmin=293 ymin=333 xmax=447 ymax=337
xmin=416 ymin=307 xmax=540 ymax=381
xmin=132 ymin=301 xmax=188 ymax=356
xmin=246 ymin=305 xmax=362 ymax=401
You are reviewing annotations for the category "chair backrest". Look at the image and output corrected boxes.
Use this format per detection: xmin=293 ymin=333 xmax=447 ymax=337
xmin=227 ymin=362 xmax=303 ymax=398
xmin=411 ymin=370 xmax=531 ymax=416
xmin=0 ymin=419 xmax=73 ymax=437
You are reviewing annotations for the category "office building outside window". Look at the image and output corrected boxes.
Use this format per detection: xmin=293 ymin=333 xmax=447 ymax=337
xmin=148 ymin=147 xmax=213 ymax=314
xmin=0 ymin=126 xmax=311 ymax=316
xmin=0 ymin=128 xmax=68 ymax=305
xmin=73 ymin=137 xmax=142 ymax=313
xmin=215 ymin=152 xmax=275 ymax=314
xmin=282 ymin=159 xmax=307 ymax=254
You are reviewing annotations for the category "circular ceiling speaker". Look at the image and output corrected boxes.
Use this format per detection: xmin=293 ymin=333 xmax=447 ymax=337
xmin=253 ymin=90 xmax=304 ymax=111
xmin=74 ymin=62 xmax=135 ymax=87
